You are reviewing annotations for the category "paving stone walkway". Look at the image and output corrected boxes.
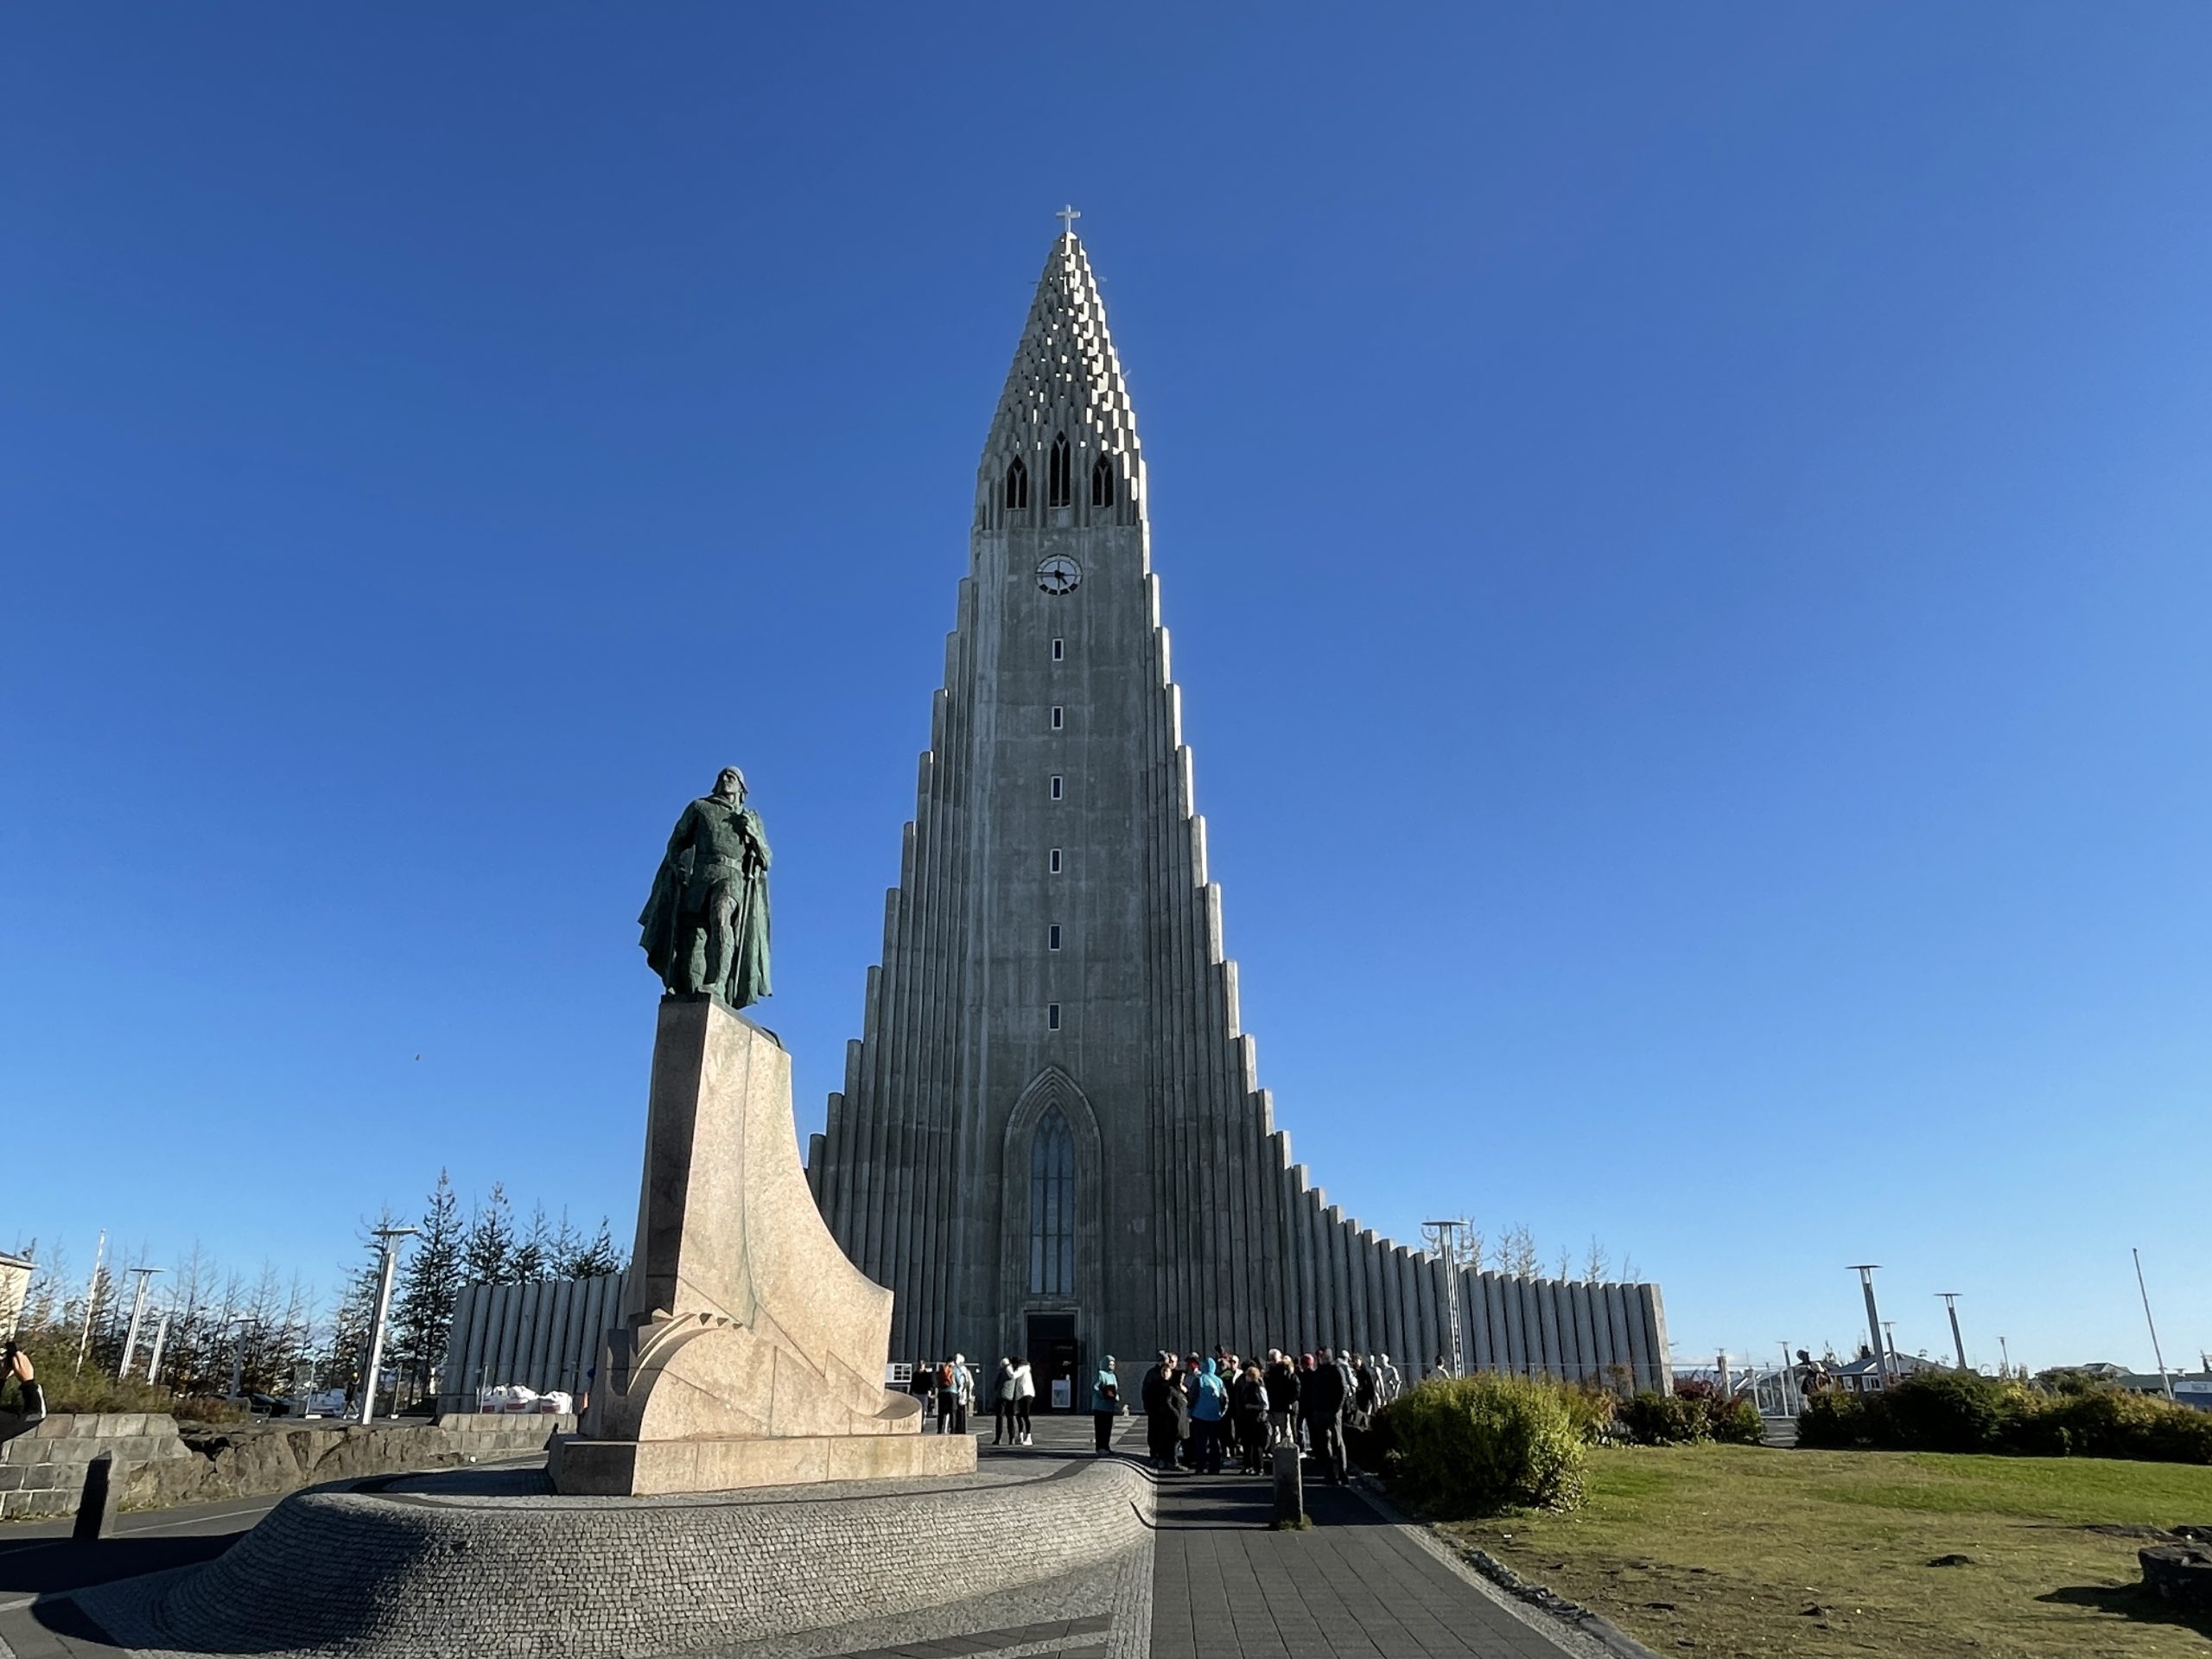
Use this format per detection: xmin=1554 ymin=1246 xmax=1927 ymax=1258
xmin=1141 ymin=1450 xmax=1603 ymax=1659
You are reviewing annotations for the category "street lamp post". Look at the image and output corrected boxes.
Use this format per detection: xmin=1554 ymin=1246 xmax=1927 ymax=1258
xmin=229 ymin=1318 xmax=261 ymax=1401
xmin=118 ymin=1266 xmax=162 ymax=1379
xmin=1423 ymin=1220 xmax=1465 ymax=1377
xmin=359 ymin=1227 xmax=420 ymax=1427
xmin=145 ymin=1311 xmax=172 ymax=1386
xmin=1936 ymin=1293 xmax=1967 ymax=1371
xmin=1847 ymin=1266 xmax=1889 ymax=1387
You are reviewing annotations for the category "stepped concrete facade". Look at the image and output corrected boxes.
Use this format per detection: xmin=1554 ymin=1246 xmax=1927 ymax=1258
xmin=804 ymin=230 xmax=1668 ymax=1394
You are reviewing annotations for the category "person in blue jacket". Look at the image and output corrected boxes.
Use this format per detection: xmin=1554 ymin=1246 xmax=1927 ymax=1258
xmin=1189 ymin=1357 xmax=1229 ymax=1474
xmin=1090 ymin=1356 xmax=1122 ymax=1455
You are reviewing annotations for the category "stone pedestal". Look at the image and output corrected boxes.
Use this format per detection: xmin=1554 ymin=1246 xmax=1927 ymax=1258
xmin=553 ymin=995 xmax=973 ymax=1495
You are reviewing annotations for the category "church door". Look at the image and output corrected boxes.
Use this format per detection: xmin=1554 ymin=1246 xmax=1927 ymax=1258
xmin=1026 ymin=1313 xmax=1080 ymax=1413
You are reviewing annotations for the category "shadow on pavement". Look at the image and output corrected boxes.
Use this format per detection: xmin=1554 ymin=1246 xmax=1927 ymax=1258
xmin=0 ymin=1531 xmax=236 ymax=1600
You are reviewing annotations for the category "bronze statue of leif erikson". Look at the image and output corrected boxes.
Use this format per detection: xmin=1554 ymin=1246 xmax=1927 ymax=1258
xmin=639 ymin=766 xmax=772 ymax=1008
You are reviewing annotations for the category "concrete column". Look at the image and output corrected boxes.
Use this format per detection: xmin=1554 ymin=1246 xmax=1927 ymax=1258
xmin=1637 ymin=1285 xmax=1669 ymax=1395
xmin=1623 ymin=1283 xmax=1655 ymax=1394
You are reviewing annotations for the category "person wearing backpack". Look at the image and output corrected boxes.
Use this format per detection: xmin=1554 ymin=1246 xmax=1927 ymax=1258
xmin=935 ymin=1358 xmax=959 ymax=1433
xmin=1090 ymin=1356 xmax=1122 ymax=1454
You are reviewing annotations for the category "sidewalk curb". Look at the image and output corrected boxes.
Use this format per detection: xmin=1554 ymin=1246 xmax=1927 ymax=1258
xmin=1346 ymin=1474 xmax=1668 ymax=1659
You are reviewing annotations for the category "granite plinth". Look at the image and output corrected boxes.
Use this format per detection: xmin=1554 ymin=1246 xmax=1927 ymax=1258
xmin=552 ymin=1424 xmax=976 ymax=1494
xmin=565 ymin=996 xmax=972 ymax=1494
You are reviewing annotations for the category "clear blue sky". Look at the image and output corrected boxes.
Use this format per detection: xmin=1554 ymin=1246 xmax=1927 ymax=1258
xmin=3 ymin=4 xmax=2207 ymax=1376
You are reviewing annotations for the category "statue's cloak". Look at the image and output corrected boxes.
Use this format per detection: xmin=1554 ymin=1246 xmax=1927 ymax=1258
xmin=639 ymin=802 xmax=772 ymax=1009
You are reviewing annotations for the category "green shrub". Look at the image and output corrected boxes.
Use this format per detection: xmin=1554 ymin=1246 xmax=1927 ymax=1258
xmin=1563 ymin=1382 xmax=1620 ymax=1446
xmin=1707 ymin=1394 xmax=1767 ymax=1445
xmin=3 ymin=1363 xmax=176 ymax=1417
xmin=1376 ymin=1374 xmax=1586 ymax=1516
xmin=1883 ymin=1370 xmax=2018 ymax=1453
xmin=1613 ymin=1385 xmax=1766 ymax=1446
xmin=1794 ymin=1375 xmax=2212 ymax=1465
xmin=1618 ymin=1389 xmax=1700 ymax=1445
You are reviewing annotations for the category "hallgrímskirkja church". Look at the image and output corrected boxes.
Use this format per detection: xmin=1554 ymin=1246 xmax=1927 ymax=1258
xmin=804 ymin=226 xmax=1667 ymax=1405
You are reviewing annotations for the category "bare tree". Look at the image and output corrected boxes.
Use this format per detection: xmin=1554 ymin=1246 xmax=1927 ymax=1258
xmin=1583 ymin=1236 xmax=1610 ymax=1281
xmin=1498 ymin=1224 xmax=1541 ymax=1279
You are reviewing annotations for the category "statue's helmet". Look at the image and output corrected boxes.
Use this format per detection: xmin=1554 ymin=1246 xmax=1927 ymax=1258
xmin=715 ymin=766 xmax=747 ymax=798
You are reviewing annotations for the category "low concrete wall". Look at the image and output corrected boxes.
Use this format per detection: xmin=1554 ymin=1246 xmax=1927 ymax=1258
xmin=0 ymin=1411 xmax=570 ymax=1521
xmin=145 ymin=1457 xmax=1155 ymax=1659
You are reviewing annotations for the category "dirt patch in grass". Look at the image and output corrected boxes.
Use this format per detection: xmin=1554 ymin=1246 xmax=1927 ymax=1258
xmin=1440 ymin=1443 xmax=2212 ymax=1657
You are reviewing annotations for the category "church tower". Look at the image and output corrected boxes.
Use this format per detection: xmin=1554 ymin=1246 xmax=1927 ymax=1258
xmin=808 ymin=227 xmax=1668 ymax=1400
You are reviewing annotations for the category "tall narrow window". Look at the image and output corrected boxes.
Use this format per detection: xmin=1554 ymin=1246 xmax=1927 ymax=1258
xmin=1050 ymin=848 xmax=1062 ymax=874
xmin=1052 ymin=638 xmax=1065 ymax=662
xmin=1050 ymin=775 xmax=1063 ymax=800
xmin=1090 ymin=454 xmax=1115 ymax=507
xmin=1004 ymin=456 xmax=1029 ymax=511
xmin=1049 ymin=925 xmax=1062 ymax=950
xmin=1028 ymin=1104 xmax=1074 ymax=1294
xmin=1051 ymin=705 xmax=1064 ymax=730
xmin=1046 ymin=1002 xmax=1061 ymax=1031
xmin=1048 ymin=433 xmax=1071 ymax=507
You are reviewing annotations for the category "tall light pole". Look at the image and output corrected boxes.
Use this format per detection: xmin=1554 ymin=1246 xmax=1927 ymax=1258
xmin=229 ymin=1317 xmax=261 ymax=1400
xmin=359 ymin=1226 xmax=419 ymax=1426
xmin=1936 ymin=1293 xmax=1967 ymax=1371
xmin=1423 ymin=1220 xmax=1465 ymax=1376
xmin=2133 ymin=1248 xmax=2175 ymax=1401
xmin=118 ymin=1266 xmax=162 ymax=1379
xmin=1847 ymin=1266 xmax=1889 ymax=1387
xmin=146 ymin=1310 xmax=172 ymax=1386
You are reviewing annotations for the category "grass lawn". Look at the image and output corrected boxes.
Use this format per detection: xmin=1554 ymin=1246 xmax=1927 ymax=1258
xmin=1438 ymin=1444 xmax=2212 ymax=1658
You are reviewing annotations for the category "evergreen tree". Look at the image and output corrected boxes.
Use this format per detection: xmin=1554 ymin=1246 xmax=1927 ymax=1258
xmin=394 ymin=1170 xmax=465 ymax=1395
xmin=461 ymin=1183 xmax=515 ymax=1285
xmin=547 ymin=1209 xmax=583 ymax=1277
xmin=510 ymin=1202 xmax=551 ymax=1282
xmin=564 ymin=1217 xmax=624 ymax=1280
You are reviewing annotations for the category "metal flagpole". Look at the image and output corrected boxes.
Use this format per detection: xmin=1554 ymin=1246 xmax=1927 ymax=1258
xmin=2133 ymin=1248 xmax=2175 ymax=1401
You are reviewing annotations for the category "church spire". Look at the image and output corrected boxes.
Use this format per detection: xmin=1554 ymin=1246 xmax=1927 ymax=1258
xmin=978 ymin=221 xmax=1143 ymax=524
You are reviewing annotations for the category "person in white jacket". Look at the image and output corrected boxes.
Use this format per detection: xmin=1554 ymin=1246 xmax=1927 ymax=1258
xmin=1012 ymin=1357 xmax=1036 ymax=1445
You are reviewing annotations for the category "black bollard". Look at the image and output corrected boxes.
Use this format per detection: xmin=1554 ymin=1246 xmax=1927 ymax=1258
xmin=1269 ymin=1442 xmax=1306 ymax=1529
xmin=74 ymin=1452 xmax=120 ymax=1541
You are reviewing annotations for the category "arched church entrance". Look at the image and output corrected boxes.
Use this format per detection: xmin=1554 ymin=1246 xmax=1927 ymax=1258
xmin=998 ymin=1067 xmax=1103 ymax=1411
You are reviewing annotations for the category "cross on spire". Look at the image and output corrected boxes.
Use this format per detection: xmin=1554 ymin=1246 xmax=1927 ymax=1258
xmin=1056 ymin=203 xmax=1081 ymax=239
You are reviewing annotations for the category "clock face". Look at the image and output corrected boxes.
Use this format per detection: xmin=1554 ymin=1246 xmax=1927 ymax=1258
xmin=1036 ymin=555 xmax=1083 ymax=595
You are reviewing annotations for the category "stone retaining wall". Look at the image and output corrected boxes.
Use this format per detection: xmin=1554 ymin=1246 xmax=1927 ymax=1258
xmin=0 ymin=1411 xmax=569 ymax=1521
xmin=0 ymin=1414 xmax=194 ymax=1521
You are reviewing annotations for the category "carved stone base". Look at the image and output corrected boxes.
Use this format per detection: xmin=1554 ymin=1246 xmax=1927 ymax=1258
xmin=551 ymin=1428 xmax=979 ymax=1497
xmin=553 ymin=995 xmax=974 ymax=1496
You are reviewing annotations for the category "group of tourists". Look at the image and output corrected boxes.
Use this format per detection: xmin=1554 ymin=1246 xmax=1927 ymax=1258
xmin=907 ymin=1354 xmax=1041 ymax=1446
xmin=1089 ymin=1346 xmax=1403 ymax=1484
